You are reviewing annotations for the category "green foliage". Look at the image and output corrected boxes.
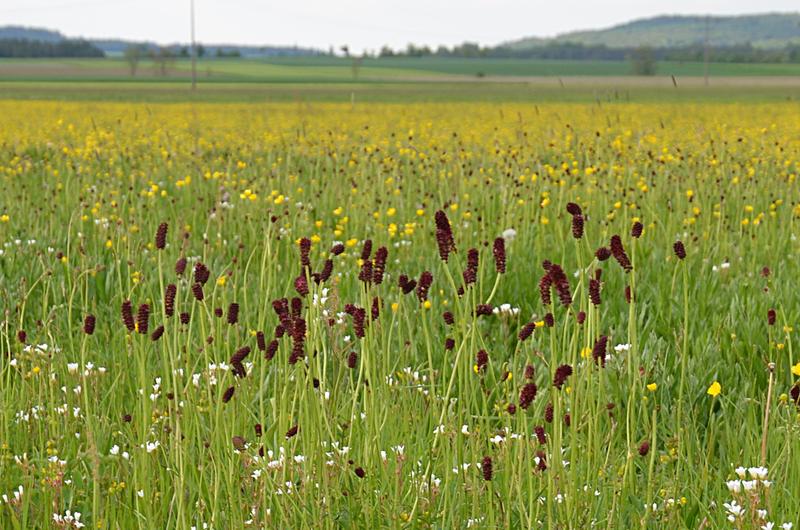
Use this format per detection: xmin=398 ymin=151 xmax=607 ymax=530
xmin=630 ymin=46 xmax=657 ymax=76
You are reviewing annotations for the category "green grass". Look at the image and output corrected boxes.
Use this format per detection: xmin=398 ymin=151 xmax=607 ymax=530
xmin=1 ymin=80 xmax=800 ymax=104
xmin=3 ymin=57 xmax=800 ymax=84
xmin=1 ymin=96 xmax=800 ymax=529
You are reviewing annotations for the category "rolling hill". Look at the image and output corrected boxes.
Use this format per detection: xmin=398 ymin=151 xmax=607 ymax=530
xmin=507 ymin=13 xmax=800 ymax=50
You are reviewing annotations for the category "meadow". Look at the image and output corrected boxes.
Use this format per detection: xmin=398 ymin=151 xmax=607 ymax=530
xmin=1 ymin=92 xmax=800 ymax=529
xmin=5 ymin=56 xmax=800 ymax=83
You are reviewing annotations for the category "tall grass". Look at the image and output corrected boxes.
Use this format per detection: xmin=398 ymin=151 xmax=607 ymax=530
xmin=1 ymin=100 xmax=799 ymax=528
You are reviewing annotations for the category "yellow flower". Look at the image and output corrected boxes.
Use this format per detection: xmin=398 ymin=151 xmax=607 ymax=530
xmin=217 ymin=276 xmax=226 ymax=286
xmin=707 ymin=381 xmax=721 ymax=397
xmin=0 ymin=214 xmax=9 ymax=222
xmin=423 ymin=300 xmax=432 ymax=310
xmin=792 ymin=362 xmax=800 ymax=377
xmin=391 ymin=302 xmax=399 ymax=313
xmin=647 ymin=383 xmax=657 ymax=392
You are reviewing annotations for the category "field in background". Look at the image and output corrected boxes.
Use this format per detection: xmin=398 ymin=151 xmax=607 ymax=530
xmin=1 ymin=57 xmax=799 ymax=105
xmin=4 ymin=56 xmax=800 ymax=84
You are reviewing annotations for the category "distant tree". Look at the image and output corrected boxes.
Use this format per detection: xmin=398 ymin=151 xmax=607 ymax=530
xmin=151 ymin=46 xmax=175 ymax=76
xmin=379 ymin=45 xmax=394 ymax=57
xmin=124 ymin=45 xmax=142 ymax=76
xmin=434 ymin=45 xmax=450 ymax=56
xmin=351 ymin=55 xmax=363 ymax=80
xmin=340 ymin=45 xmax=350 ymax=57
xmin=630 ymin=46 xmax=657 ymax=75
xmin=179 ymin=46 xmax=189 ymax=58
xmin=452 ymin=42 xmax=482 ymax=58
xmin=197 ymin=44 xmax=206 ymax=58
xmin=215 ymin=48 xmax=241 ymax=58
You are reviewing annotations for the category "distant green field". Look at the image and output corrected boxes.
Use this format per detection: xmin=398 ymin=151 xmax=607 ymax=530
xmin=2 ymin=80 xmax=800 ymax=105
xmin=264 ymin=56 xmax=800 ymax=77
xmin=3 ymin=57 xmax=800 ymax=83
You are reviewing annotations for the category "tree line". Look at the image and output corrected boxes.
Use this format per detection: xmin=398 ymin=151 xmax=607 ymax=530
xmin=376 ymin=41 xmax=800 ymax=63
xmin=0 ymin=38 xmax=103 ymax=57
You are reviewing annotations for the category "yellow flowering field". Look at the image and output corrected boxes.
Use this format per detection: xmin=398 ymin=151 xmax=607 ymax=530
xmin=1 ymin=99 xmax=799 ymax=528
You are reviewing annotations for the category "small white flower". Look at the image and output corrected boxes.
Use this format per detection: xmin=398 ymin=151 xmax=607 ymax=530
xmin=109 ymin=445 xmax=120 ymax=456
xmin=67 ymin=363 xmax=79 ymax=374
xmin=502 ymin=228 xmax=517 ymax=241
xmin=735 ymin=466 xmax=747 ymax=478
xmin=461 ymin=424 xmax=470 ymax=435
xmin=749 ymin=466 xmax=768 ymax=480
xmin=726 ymin=480 xmax=741 ymax=493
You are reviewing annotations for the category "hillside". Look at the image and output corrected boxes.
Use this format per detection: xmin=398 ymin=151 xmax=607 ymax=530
xmin=508 ymin=13 xmax=800 ymax=50
xmin=0 ymin=26 xmax=64 ymax=42
xmin=0 ymin=25 xmax=321 ymax=57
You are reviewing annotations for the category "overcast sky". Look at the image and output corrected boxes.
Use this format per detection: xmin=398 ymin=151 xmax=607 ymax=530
xmin=2 ymin=0 xmax=799 ymax=52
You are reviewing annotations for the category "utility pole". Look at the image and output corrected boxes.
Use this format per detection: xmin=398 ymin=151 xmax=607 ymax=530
xmin=190 ymin=0 xmax=197 ymax=90
xmin=703 ymin=15 xmax=709 ymax=87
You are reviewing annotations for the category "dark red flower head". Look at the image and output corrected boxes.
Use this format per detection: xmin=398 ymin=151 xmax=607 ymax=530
xmin=595 ymin=247 xmax=611 ymax=262
xmin=294 ymin=274 xmax=309 ymax=296
xmin=434 ymin=210 xmax=456 ymax=262
xmin=553 ymin=364 xmax=573 ymax=389
xmin=164 ymin=284 xmax=177 ymax=317
xmin=566 ymin=202 xmax=582 ymax=216
xmin=481 ymin=456 xmax=493 ymax=481
xmin=121 ymin=300 xmax=135 ymax=332
xmin=360 ymin=239 xmax=373 ymax=262
xmin=227 ymin=303 xmax=239 ymax=325
xmin=416 ymin=271 xmax=433 ymax=302
xmin=150 ymin=325 xmax=165 ymax=342
xmin=571 ymin=214 xmax=584 ymax=239
xmin=673 ymin=240 xmax=686 ymax=260
xmin=299 ymin=237 xmax=312 ymax=270
xmin=194 ymin=262 xmax=210 ymax=285
xmin=593 ymin=335 xmax=608 ymax=366
xmin=476 ymin=349 xmax=489 ymax=372
xmin=155 ymin=222 xmax=168 ymax=250
xmin=83 ymin=314 xmax=96 ymax=335
xmin=492 ymin=237 xmax=506 ymax=274
xmin=610 ymin=235 xmax=632 ymax=272
xmin=518 ymin=322 xmax=536 ymax=341
xmin=191 ymin=282 xmax=204 ymax=302
xmin=136 ymin=304 xmax=150 ymax=334
xmin=519 ymin=382 xmax=538 ymax=409
xmin=175 ymin=257 xmax=187 ymax=276
xmin=372 ymin=246 xmax=388 ymax=284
